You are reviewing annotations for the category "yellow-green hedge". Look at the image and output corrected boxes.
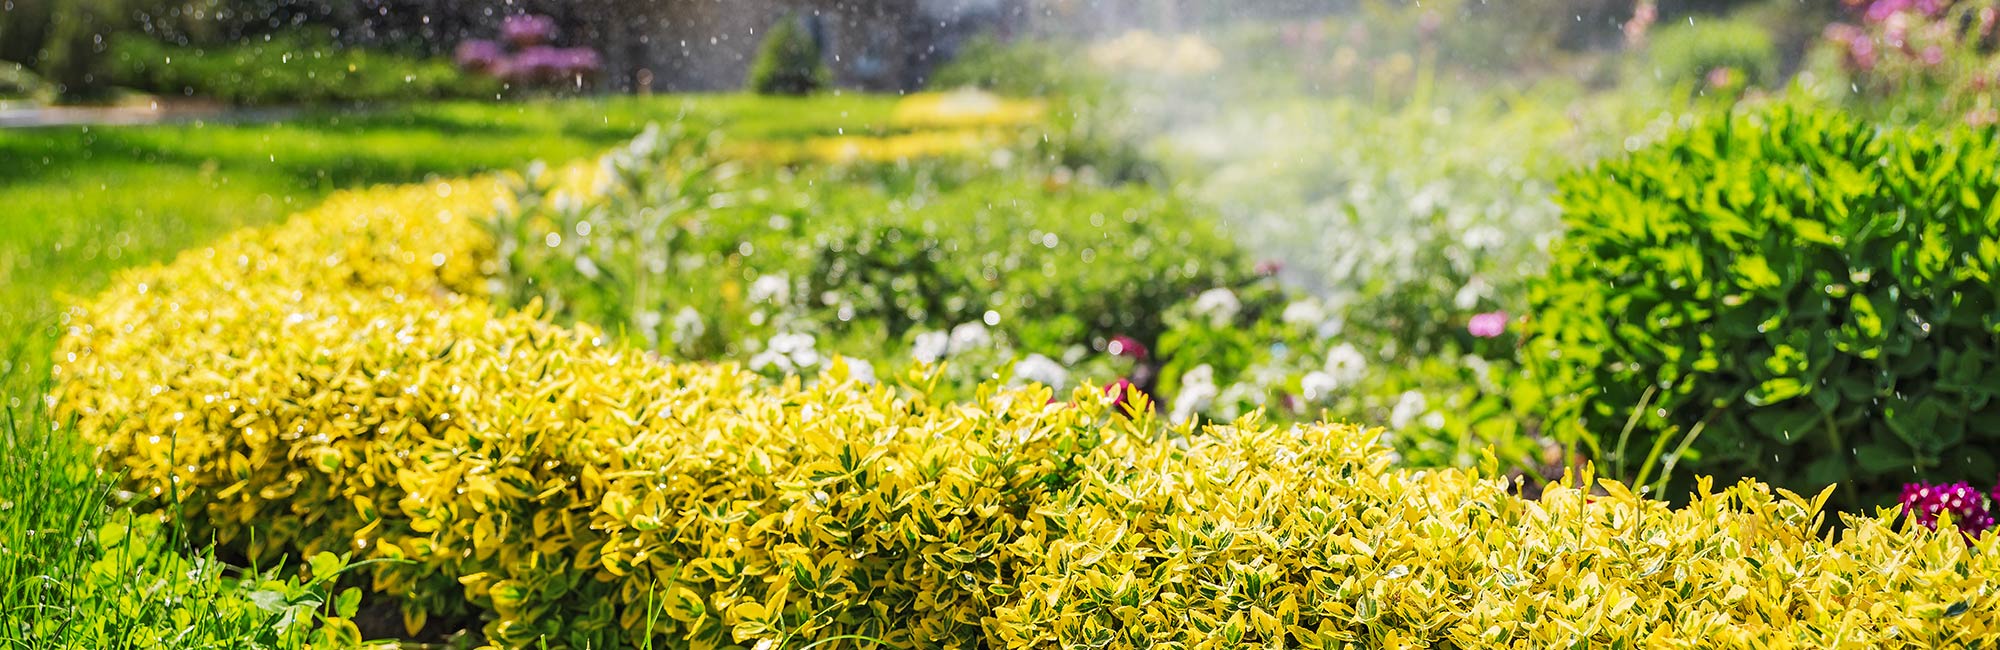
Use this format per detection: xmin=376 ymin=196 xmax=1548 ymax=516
xmin=52 ymin=161 xmax=2000 ymax=649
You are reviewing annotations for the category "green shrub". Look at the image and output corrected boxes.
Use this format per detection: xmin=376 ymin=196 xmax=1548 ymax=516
xmin=928 ymin=34 xmax=1091 ymax=97
xmin=746 ymin=13 xmax=828 ymax=96
xmin=1644 ymin=15 xmax=1779 ymax=91
xmin=108 ymin=34 xmax=498 ymax=106
xmin=0 ymin=61 xmax=47 ymax=101
xmin=490 ymin=126 xmax=1250 ymax=374
xmin=1531 ymin=105 xmax=2000 ymax=511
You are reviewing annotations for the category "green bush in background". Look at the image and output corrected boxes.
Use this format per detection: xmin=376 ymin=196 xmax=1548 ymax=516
xmin=108 ymin=34 xmax=498 ymax=106
xmin=1531 ymin=105 xmax=2000 ymax=510
xmin=1643 ymin=16 xmax=1779 ymax=91
xmin=491 ymin=126 xmax=1249 ymax=375
xmin=747 ymin=13 xmax=829 ymax=96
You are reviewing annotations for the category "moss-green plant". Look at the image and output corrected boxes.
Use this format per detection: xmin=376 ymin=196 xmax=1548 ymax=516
xmin=1532 ymin=105 xmax=2000 ymax=511
xmin=747 ymin=13 xmax=828 ymax=96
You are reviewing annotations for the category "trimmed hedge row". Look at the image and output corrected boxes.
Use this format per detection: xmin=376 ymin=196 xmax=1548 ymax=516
xmin=52 ymin=147 xmax=2000 ymax=648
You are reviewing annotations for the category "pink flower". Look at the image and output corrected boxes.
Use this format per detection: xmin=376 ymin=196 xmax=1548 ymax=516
xmin=502 ymin=14 xmax=558 ymax=48
xmin=1255 ymin=259 xmax=1285 ymax=277
xmin=1467 ymin=311 xmax=1508 ymax=339
xmin=454 ymin=39 xmax=505 ymax=73
xmin=1920 ymin=45 xmax=1945 ymax=66
xmin=1900 ymin=481 xmax=1995 ymax=536
xmin=1704 ymin=66 xmax=1738 ymax=89
xmin=1108 ymin=335 xmax=1149 ymax=361
xmin=1105 ymin=378 xmax=1135 ymax=410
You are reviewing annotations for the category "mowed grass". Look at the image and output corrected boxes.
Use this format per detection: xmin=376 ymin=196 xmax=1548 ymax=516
xmin=0 ymin=93 xmax=899 ymax=650
xmin=0 ymin=93 xmax=901 ymax=388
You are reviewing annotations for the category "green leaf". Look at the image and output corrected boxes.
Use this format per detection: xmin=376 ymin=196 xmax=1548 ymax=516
xmin=335 ymin=587 xmax=363 ymax=619
xmin=307 ymin=552 xmax=345 ymax=583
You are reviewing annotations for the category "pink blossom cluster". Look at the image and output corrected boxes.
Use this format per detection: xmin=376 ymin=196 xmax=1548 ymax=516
xmin=1826 ymin=0 xmax=1997 ymax=72
xmin=1899 ymin=480 xmax=1999 ymax=536
xmin=502 ymin=14 xmax=559 ymax=48
xmin=454 ymin=15 xmax=601 ymax=86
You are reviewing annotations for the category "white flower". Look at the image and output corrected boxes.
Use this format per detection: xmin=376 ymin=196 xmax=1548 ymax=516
xmin=1170 ymin=364 xmax=1218 ymax=425
xmin=749 ymin=274 xmax=791 ymax=305
xmin=839 ymin=357 xmax=877 ymax=385
xmin=1315 ymin=315 xmax=1346 ymax=341
xmin=755 ymin=332 xmax=821 ymax=374
xmin=1421 ymin=411 xmax=1447 ymax=430
xmin=913 ymin=331 xmax=950 ymax=364
xmin=1323 ymin=343 xmax=1368 ymax=386
xmin=1462 ymin=225 xmax=1505 ymax=251
xmin=1281 ymin=299 xmax=1326 ymax=328
xmin=1389 ymin=390 xmax=1428 ymax=430
xmin=749 ymin=350 xmax=791 ymax=373
xmin=948 ymin=322 xmax=992 ymax=354
xmin=1215 ymin=382 xmax=1261 ymax=420
xmin=1453 ymin=277 xmax=1491 ymax=310
xmin=1192 ymin=288 xmax=1242 ymax=326
xmin=573 ymin=255 xmax=602 ymax=280
xmin=670 ymin=307 xmax=704 ymax=344
xmin=1011 ymin=354 xmax=1070 ymax=389
xmin=1300 ymin=371 xmax=1340 ymax=402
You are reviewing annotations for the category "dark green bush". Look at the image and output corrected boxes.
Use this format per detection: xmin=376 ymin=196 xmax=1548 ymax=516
xmin=109 ymin=34 xmax=498 ymax=106
xmin=746 ymin=13 xmax=828 ymax=96
xmin=1531 ymin=105 xmax=2000 ymax=511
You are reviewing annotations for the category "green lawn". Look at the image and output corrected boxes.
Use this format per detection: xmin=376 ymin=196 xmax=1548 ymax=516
xmin=0 ymin=94 xmax=901 ymax=389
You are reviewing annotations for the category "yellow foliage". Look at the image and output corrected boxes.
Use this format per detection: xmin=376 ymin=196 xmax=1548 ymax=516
xmin=50 ymin=145 xmax=2000 ymax=649
xmin=889 ymin=90 xmax=1046 ymax=130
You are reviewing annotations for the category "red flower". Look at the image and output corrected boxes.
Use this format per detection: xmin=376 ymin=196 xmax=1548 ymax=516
xmin=1108 ymin=335 xmax=1149 ymax=361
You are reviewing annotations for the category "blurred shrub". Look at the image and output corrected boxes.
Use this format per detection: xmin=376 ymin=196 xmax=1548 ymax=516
xmin=108 ymin=34 xmax=499 ymax=106
xmin=1644 ymin=15 xmax=1780 ymax=91
xmin=1814 ymin=0 xmax=2000 ymax=126
xmin=1532 ymin=105 xmax=2000 ymax=511
xmin=747 ymin=13 xmax=829 ymax=96
xmin=0 ymin=61 xmax=46 ymax=101
xmin=930 ymin=33 xmax=1094 ymax=97
xmin=489 ymin=124 xmax=1247 ymax=380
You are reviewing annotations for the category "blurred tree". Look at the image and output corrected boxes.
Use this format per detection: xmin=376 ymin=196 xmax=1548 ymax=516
xmin=748 ymin=11 xmax=829 ymax=94
xmin=36 ymin=0 xmax=131 ymax=100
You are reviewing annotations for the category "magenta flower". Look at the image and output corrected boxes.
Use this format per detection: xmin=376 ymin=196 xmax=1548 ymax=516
xmin=1105 ymin=377 xmax=1135 ymax=410
xmin=1900 ymin=481 xmax=1995 ymax=536
xmin=1920 ymin=45 xmax=1945 ymax=66
xmin=1467 ymin=311 xmax=1508 ymax=338
xmin=502 ymin=14 xmax=559 ymax=47
xmin=454 ymin=39 xmax=505 ymax=73
xmin=1108 ymin=335 xmax=1149 ymax=361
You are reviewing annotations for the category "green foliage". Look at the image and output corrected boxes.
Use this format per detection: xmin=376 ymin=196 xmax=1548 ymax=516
xmin=0 ymin=375 xmax=370 ymax=650
xmin=1644 ymin=16 xmax=1780 ymax=91
xmin=108 ymin=34 xmax=499 ymax=106
xmin=490 ymin=125 xmax=1250 ymax=378
xmin=929 ymin=34 xmax=1093 ymax=98
xmin=747 ymin=14 xmax=829 ymax=96
xmin=0 ymin=62 xmax=48 ymax=101
xmin=1532 ymin=105 xmax=2000 ymax=511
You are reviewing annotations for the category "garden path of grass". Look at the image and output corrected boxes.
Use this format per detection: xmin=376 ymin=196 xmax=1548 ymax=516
xmin=0 ymin=93 xmax=902 ymax=394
